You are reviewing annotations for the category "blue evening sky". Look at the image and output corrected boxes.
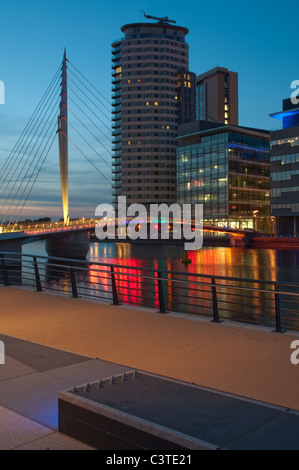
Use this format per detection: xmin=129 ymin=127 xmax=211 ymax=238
xmin=0 ymin=0 xmax=297 ymax=219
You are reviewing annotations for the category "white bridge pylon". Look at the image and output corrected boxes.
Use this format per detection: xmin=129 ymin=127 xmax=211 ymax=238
xmin=58 ymin=48 xmax=69 ymax=225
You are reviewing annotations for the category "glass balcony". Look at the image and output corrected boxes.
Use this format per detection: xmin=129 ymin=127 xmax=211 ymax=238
xmin=112 ymin=105 xmax=121 ymax=114
xmin=112 ymin=98 xmax=121 ymax=107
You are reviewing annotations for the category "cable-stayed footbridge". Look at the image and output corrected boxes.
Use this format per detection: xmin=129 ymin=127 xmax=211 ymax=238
xmin=0 ymin=49 xmax=112 ymax=257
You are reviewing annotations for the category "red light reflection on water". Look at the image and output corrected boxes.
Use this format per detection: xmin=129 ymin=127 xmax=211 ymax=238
xmin=85 ymin=243 xmax=287 ymax=325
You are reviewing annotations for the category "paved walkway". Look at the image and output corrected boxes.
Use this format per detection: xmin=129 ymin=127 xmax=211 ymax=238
xmin=1 ymin=286 xmax=299 ymax=449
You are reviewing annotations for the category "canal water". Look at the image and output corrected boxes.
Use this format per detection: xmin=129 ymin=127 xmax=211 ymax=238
xmin=21 ymin=240 xmax=299 ymax=331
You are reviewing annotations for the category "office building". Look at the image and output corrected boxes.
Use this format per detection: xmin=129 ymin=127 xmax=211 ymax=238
xmin=112 ymin=18 xmax=196 ymax=207
xmin=177 ymin=121 xmax=272 ymax=233
xmin=196 ymin=67 xmax=238 ymax=125
xmin=270 ymin=98 xmax=299 ymax=235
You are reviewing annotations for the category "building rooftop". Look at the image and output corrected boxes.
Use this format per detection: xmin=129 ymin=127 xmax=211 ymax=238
xmin=177 ymin=120 xmax=270 ymax=139
xmin=196 ymin=66 xmax=236 ymax=81
xmin=120 ymin=22 xmax=189 ymax=35
xmin=270 ymin=107 xmax=299 ymax=120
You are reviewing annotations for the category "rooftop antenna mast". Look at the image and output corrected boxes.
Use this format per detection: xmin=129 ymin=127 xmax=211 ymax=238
xmin=140 ymin=11 xmax=176 ymax=24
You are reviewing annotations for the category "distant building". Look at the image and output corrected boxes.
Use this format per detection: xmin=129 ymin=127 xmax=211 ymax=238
xmin=196 ymin=67 xmax=238 ymax=126
xmin=177 ymin=121 xmax=272 ymax=233
xmin=270 ymin=98 xmax=299 ymax=235
xmin=111 ymin=19 xmax=196 ymax=207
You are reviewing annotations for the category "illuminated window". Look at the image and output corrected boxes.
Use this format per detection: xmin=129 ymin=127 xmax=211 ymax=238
xmin=115 ymin=66 xmax=122 ymax=74
xmin=137 ymin=78 xmax=141 ymax=82
xmin=224 ymin=112 xmax=229 ymax=119
xmin=188 ymin=82 xmax=191 ymax=88
xmin=128 ymin=141 xmax=131 ymax=145
xmin=146 ymin=101 xmax=149 ymax=106
xmin=224 ymin=104 xmax=228 ymax=111
xmin=175 ymin=96 xmax=178 ymax=100
xmin=128 ymin=79 xmax=131 ymax=83
xmin=154 ymin=101 xmax=158 ymax=106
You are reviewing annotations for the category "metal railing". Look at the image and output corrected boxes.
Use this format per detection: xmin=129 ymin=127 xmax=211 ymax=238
xmin=1 ymin=252 xmax=299 ymax=333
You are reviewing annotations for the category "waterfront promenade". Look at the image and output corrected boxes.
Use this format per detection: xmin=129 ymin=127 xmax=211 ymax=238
xmin=1 ymin=286 xmax=299 ymax=450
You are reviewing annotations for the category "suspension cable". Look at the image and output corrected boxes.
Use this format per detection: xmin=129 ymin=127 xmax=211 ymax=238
xmin=7 ymin=116 xmax=58 ymax=227
xmin=60 ymin=130 xmax=111 ymax=185
xmin=0 ymin=78 xmax=61 ymax=199
xmin=64 ymin=104 xmax=112 ymax=161
xmin=14 ymin=131 xmax=57 ymax=226
xmin=66 ymin=74 xmax=111 ymax=122
xmin=67 ymin=84 xmax=112 ymax=135
xmin=0 ymin=65 xmax=61 ymax=186
xmin=65 ymin=94 xmax=111 ymax=144
xmin=66 ymin=65 xmax=111 ymax=114
xmin=67 ymin=60 xmax=111 ymax=106
xmin=0 ymin=92 xmax=61 ymax=219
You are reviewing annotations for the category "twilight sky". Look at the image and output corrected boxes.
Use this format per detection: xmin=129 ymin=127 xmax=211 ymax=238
xmin=0 ymin=0 xmax=297 ymax=220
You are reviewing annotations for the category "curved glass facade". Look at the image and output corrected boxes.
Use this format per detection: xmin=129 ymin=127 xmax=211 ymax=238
xmin=112 ymin=22 xmax=195 ymax=206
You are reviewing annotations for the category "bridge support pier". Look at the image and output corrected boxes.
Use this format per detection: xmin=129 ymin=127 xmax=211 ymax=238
xmin=45 ymin=230 xmax=90 ymax=259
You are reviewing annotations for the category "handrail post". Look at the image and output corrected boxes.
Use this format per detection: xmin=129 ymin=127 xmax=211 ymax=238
xmin=69 ymin=267 xmax=78 ymax=298
xmin=211 ymin=277 xmax=221 ymax=323
xmin=274 ymin=283 xmax=282 ymax=333
xmin=0 ymin=254 xmax=9 ymax=286
xmin=110 ymin=266 xmax=120 ymax=305
xmin=157 ymin=271 xmax=167 ymax=313
xmin=33 ymin=256 xmax=42 ymax=292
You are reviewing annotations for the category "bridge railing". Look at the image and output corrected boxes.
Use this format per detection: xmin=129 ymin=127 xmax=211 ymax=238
xmin=1 ymin=252 xmax=299 ymax=333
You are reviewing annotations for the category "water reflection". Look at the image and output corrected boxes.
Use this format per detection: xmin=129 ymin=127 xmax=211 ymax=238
xmin=21 ymin=240 xmax=299 ymax=331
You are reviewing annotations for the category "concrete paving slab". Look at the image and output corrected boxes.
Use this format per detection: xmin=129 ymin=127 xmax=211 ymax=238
xmin=0 ymin=334 xmax=90 ymax=372
xmin=0 ymin=405 xmax=53 ymax=450
xmin=0 ymin=356 xmax=36 ymax=381
xmin=0 ymin=371 xmax=72 ymax=428
xmin=0 ymin=334 xmax=23 ymax=345
xmin=44 ymin=358 xmax=132 ymax=385
xmin=15 ymin=431 xmax=95 ymax=450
